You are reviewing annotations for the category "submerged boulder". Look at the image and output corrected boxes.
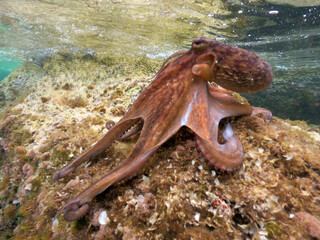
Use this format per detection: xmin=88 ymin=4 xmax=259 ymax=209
xmin=0 ymin=53 xmax=319 ymax=240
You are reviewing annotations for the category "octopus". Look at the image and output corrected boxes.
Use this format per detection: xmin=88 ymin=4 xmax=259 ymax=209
xmin=53 ymin=37 xmax=273 ymax=221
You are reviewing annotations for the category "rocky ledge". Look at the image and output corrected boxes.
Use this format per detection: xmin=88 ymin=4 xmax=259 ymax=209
xmin=0 ymin=53 xmax=319 ymax=240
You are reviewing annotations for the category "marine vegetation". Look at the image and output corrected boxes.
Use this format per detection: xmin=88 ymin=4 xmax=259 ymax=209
xmin=0 ymin=45 xmax=319 ymax=240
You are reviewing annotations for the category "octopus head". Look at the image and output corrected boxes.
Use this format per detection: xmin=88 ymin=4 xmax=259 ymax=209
xmin=191 ymin=37 xmax=273 ymax=93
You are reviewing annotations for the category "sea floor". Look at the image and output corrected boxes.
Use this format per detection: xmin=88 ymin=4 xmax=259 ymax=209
xmin=0 ymin=53 xmax=319 ymax=239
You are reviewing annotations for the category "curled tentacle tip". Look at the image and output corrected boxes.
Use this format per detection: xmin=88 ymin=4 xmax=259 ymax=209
xmin=51 ymin=172 xmax=60 ymax=183
xmin=64 ymin=203 xmax=90 ymax=222
xmin=52 ymin=208 xmax=65 ymax=222
xmin=251 ymin=107 xmax=273 ymax=122
xmin=52 ymin=168 xmax=74 ymax=182
xmin=257 ymin=111 xmax=273 ymax=122
xmin=262 ymin=111 xmax=273 ymax=121
xmin=54 ymin=199 xmax=90 ymax=222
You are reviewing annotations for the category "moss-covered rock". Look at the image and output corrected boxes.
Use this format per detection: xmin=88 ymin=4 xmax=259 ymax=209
xmin=0 ymin=53 xmax=319 ymax=239
xmin=0 ymin=62 xmax=45 ymax=115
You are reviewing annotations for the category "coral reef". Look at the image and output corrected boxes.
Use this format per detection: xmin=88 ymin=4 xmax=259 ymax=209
xmin=0 ymin=53 xmax=319 ymax=239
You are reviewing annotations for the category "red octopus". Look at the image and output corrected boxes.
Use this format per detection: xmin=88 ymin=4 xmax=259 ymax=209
xmin=53 ymin=37 xmax=273 ymax=221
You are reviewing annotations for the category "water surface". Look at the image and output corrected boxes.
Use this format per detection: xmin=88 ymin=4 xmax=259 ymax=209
xmin=0 ymin=0 xmax=319 ymax=123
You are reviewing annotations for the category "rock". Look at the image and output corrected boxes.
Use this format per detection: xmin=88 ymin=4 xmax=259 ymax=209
xmin=22 ymin=163 xmax=34 ymax=177
xmin=294 ymin=212 xmax=320 ymax=239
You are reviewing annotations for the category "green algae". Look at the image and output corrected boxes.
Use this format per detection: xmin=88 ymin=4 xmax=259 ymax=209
xmin=0 ymin=52 xmax=319 ymax=239
xmin=266 ymin=221 xmax=285 ymax=239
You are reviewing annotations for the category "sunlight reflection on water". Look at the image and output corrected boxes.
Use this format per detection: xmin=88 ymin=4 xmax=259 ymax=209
xmin=0 ymin=0 xmax=319 ymax=123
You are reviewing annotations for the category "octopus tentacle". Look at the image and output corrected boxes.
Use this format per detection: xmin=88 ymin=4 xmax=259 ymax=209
xmin=52 ymin=118 xmax=140 ymax=181
xmin=58 ymin=126 xmax=176 ymax=221
xmin=182 ymin=78 xmax=253 ymax=171
xmin=119 ymin=121 xmax=143 ymax=140
xmin=251 ymin=107 xmax=272 ymax=121
xmin=207 ymin=84 xmax=253 ymax=116
xmin=194 ymin=85 xmax=269 ymax=171
xmin=57 ymin=113 xmax=183 ymax=221
xmin=207 ymin=84 xmax=233 ymax=96
xmin=53 ymin=198 xmax=90 ymax=221
xmin=195 ymin=123 xmax=244 ymax=171
xmin=63 ymin=203 xmax=90 ymax=222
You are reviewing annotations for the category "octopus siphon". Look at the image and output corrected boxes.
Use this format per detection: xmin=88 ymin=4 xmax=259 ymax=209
xmin=53 ymin=37 xmax=273 ymax=221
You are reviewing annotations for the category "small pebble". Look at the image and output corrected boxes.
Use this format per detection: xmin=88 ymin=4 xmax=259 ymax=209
xmin=22 ymin=163 xmax=34 ymax=177
xmin=26 ymin=149 xmax=36 ymax=158
xmin=194 ymin=212 xmax=200 ymax=222
xmin=65 ymin=177 xmax=80 ymax=190
xmin=25 ymin=183 xmax=32 ymax=191
xmin=52 ymin=218 xmax=59 ymax=227
xmin=268 ymin=10 xmax=279 ymax=15
xmin=99 ymin=211 xmax=110 ymax=225
xmin=41 ymin=96 xmax=50 ymax=103
xmin=105 ymin=120 xmax=115 ymax=130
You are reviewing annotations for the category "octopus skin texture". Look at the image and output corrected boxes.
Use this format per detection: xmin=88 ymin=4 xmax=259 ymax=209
xmin=52 ymin=37 xmax=273 ymax=221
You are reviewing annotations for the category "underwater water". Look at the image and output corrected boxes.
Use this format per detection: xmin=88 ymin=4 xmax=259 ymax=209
xmin=0 ymin=0 xmax=319 ymax=123
xmin=0 ymin=55 xmax=22 ymax=82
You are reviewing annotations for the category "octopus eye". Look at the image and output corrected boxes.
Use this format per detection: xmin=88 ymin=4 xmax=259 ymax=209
xmin=192 ymin=40 xmax=208 ymax=50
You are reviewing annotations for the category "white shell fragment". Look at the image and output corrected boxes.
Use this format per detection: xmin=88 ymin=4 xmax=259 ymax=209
xmin=149 ymin=213 xmax=158 ymax=225
xmin=52 ymin=218 xmax=59 ymax=227
xmin=284 ymin=153 xmax=293 ymax=161
xmin=25 ymin=183 xmax=32 ymax=191
xmin=98 ymin=211 xmax=110 ymax=225
xmin=194 ymin=212 xmax=200 ymax=222
xmin=269 ymin=10 xmax=279 ymax=15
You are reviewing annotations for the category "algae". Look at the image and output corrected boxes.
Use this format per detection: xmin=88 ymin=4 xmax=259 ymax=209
xmin=0 ymin=62 xmax=45 ymax=116
xmin=0 ymin=52 xmax=319 ymax=239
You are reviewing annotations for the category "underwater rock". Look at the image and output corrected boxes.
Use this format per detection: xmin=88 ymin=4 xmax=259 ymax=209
xmin=40 ymin=96 xmax=51 ymax=103
xmin=22 ymin=163 xmax=34 ymax=178
xmin=64 ymin=177 xmax=80 ymax=191
xmin=294 ymin=212 xmax=320 ymax=239
xmin=0 ymin=53 xmax=319 ymax=239
xmin=0 ymin=62 xmax=45 ymax=114
xmin=0 ymin=90 xmax=5 ymax=106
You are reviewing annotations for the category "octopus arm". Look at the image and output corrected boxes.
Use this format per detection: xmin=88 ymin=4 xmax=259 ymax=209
xmin=57 ymin=119 xmax=181 ymax=220
xmin=182 ymin=78 xmax=253 ymax=171
xmin=52 ymin=118 xmax=139 ymax=181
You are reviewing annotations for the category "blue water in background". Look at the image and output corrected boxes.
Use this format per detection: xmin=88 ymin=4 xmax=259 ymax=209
xmin=0 ymin=1 xmax=319 ymax=124
xmin=0 ymin=24 xmax=22 ymax=82
xmin=0 ymin=55 xmax=22 ymax=82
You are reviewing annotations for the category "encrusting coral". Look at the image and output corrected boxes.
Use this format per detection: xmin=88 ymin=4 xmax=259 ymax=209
xmin=0 ymin=53 xmax=319 ymax=240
